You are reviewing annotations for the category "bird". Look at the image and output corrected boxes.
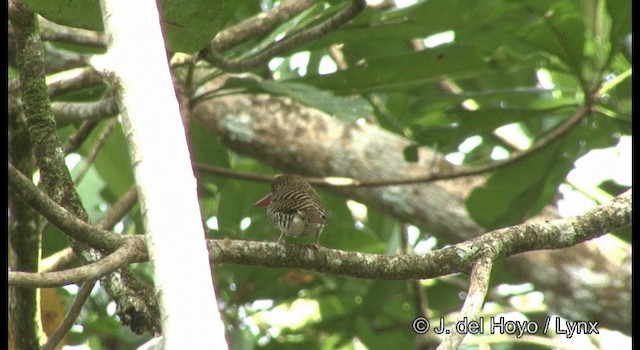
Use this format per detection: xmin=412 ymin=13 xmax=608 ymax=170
xmin=253 ymin=174 xmax=327 ymax=248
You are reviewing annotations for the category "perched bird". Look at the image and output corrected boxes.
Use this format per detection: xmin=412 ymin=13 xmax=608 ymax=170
xmin=253 ymin=174 xmax=327 ymax=247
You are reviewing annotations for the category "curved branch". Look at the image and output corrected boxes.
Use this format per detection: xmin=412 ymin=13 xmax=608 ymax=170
xmin=63 ymin=119 xmax=101 ymax=153
xmin=41 ymin=279 xmax=97 ymax=350
xmin=96 ymin=185 xmax=139 ymax=230
xmin=438 ymin=256 xmax=493 ymax=350
xmin=326 ymin=105 xmax=591 ymax=187
xmin=8 ymin=164 xmax=123 ymax=251
xmin=73 ymin=119 xmax=118 ymax=183
xmin=204 ymin=0 xmax=366 ymax=72
xmin=209 ymin=0 xmax=316 ymax=53
xmin=39 ymin=186 xmax=139 ymax=273
xmin=9 ymin=237 xmax=146 ymax=287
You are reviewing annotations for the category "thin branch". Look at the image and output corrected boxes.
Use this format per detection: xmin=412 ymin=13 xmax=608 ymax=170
xmin=438 ymin=256 xmax=494 ymax=350
xmin=203 ymin=0 xmax=366 ymax=72
xmin=73 ymin=119 xmax=118 ymax=183
xmin=9 ymin=2 xmax=65 ymax=347
xmin=40 ymin=279 xmax=98 ymax=350
xmin=209 ymin=0 xmax=316 ymax=53
xmin=327 ymin=44 xmax=349 ymax=70
xmin=39 ymin=186 xmax=139 ymax=273
xmin=9 ymin=237 xmax=146 ymax=287
xmin=64 ymin=120 xmax=101 ymax=153
xmin=195 ymin=105 xmax=591 ymax=188
xmin=319 ymin=105 xmax=591 ymax=187
xmin=96 ymin=185 xmax=139 ymax=230
xmin=8 ymin=164 xmax=123 ymax=252
xmin=400 ymin=224 xmax=430 ymax=318
xmin=196 ymin=163 xmax=275 ymax=183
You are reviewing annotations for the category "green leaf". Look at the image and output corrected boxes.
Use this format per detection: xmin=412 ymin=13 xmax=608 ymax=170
xmin=410 ymin=105 xmax=575 ymax=149
xmin=403 ymin=144 xmax=419 ymax=162
xmin=319 ymin=192 xmax=383 ymax=252
xmin=190 ymin=118 xmax=231 ymax=174
xmin=465 ymin=107 xmax=623 ymax=230
xmin=22 ymin=0 xmax=104 ymax=31
xmin=258 ymin=81 xmax=373 ymax=122
xmin=72 ymin=159 xmax=108 ymax=223
xmin=300 ymin=45 xmax=496 ymax=94
xmin=22 ymin=0 xmax=223 ymax=53
xmin=217 ymin=174 xmax=271 ymax=239
xmin=159 ymin=0 xmax=224 ymax=53
xmin=514 ymin=1 xmax=585 ymax=81
xmin=466 ymin=133 xmax=573 ymax=230
xmin=78 ymin=121 xmax=135 ymax=200
xmin=606 ymin=0 xmax=631 ymax=57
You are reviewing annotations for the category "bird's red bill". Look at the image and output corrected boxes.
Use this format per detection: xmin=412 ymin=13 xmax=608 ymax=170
xmin=253 ymin=193 xmax=272 ymax=207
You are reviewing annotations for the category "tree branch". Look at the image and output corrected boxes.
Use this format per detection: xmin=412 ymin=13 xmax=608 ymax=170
xmin=203 ymin=0 xmax=366 ymax=72
xmin=9 ymin=237 xmax=147 ymax=288
xmin=209 ymin=0 xmax=316 ymax=53
xmin=53 ymin=97 xmax=119 ymax=125
xmin=63 ymin=119 xmax=101 ymax=153
xmin=438 ymin=256 xmax=493 ymax=350
xmin=72 ymin=119 xmax=118 ymax=183
xmin=9 ymin=190 xmax=630 ymax=287
xmin=41 ymin=279 xmax=98 ymax=350
xmin=39 ymin=185 xmax=139 ymax=273
xmin=8 ymin=163 xmax=123 ymax=252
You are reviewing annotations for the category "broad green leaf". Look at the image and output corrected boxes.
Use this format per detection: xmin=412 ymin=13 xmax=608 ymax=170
xmin=514 ymin=1 xmax=585 ymax=82
xmin=22 ymin=0 xmax=103 ymax=31
xmin=319 ymin=192 xmax=383 ymax=252
xmin=159 ymin=0 xmax=224 ymax=53
xmin=78 ymin=121 xmax=134 ymax=201
xmin=216 ymin=169 xmax=272 ymax=239
xmin=190 ymin=118 xmax=231 ymax=176
xmin=466 ymin=133 xmax=571 ymax=230
xmin=410 ymin=105 xmax=575 ymax=148
xmin=300 ymin=45 xmax=496 ymax=95
xmin=23 ymin=0 xmax=223 ymax=53
xmin=466 ymin=108 xmax=621 ymax=230
xmin=258 ymin=81 xmax=373 ymax=122
xmin=72 ymin=159 xmax=108 ymax=223
xmin=606 ymin=0 xmax=631 ymax=58
xmin=220 ymin=78 xmax=373 ymax=122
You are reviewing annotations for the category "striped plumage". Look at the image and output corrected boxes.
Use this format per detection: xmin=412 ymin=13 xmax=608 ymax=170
xmin=254 ymin=174 xmax=327 ymax=247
